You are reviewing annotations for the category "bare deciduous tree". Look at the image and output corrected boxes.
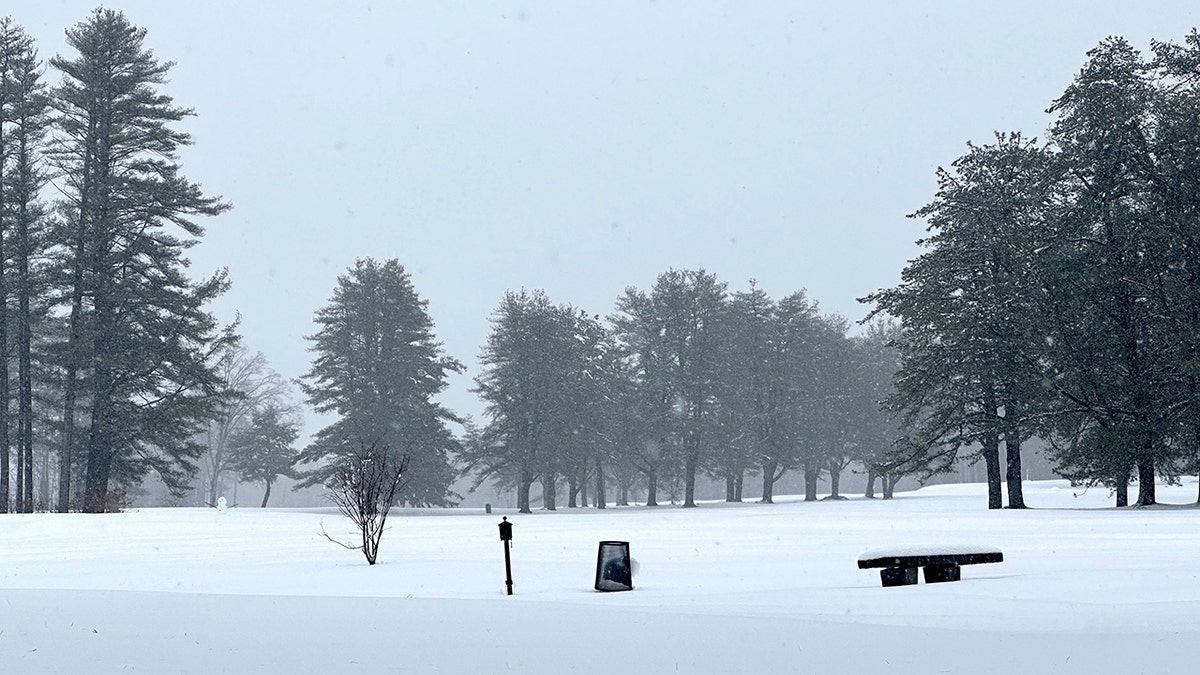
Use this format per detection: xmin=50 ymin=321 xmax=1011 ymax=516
xmin=320 ymin=441 xmax=410 ymax=565
xmin=201 ymin=344 xmax=293 ymax=506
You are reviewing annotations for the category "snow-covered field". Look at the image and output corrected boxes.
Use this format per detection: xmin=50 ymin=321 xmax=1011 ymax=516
xmin=2 ymin=480 xmax=1198 ymax=674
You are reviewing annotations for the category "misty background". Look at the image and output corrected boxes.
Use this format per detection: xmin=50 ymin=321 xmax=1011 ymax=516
xmin=13 ymin=1 xmax=1198 ymax=505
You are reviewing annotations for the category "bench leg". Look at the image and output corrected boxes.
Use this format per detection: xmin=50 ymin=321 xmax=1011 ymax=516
xmin=923 ymin=563 xmax=961 ymax=583
xmin=880 ymin=567 xmax=918 ymax=587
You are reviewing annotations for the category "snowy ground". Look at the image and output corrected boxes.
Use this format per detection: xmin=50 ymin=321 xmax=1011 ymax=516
xmin=2 ymin=480 xmax=1198 ymax=674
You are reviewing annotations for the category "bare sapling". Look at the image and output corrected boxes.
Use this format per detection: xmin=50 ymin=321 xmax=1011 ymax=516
xmin=320 ymin=441 xmax=410 ymax=565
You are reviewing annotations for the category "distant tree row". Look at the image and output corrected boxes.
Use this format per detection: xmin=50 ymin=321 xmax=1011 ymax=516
xmin=866 ymin=32 xmax=1200 ymax=507
xmin=35 ymin=16 xmax=1200 ymax=517
xmin=4 ymin=10 xmax=907 ymax=516
xmin=459 ymin=271 xmax=904 ymax=512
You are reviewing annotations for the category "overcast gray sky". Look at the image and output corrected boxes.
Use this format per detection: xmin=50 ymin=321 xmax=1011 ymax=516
xmin=15 ymin=1 xmax=1200 ymax=429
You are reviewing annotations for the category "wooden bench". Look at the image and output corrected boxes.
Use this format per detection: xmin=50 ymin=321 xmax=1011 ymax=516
xmin=857 ymin=545 xmax=1003 ymax=587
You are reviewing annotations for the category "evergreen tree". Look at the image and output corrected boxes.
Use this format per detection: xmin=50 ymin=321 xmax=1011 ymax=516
xmin=227 ymin=404 xmax=300 ymax=507
xmin=613 ymin=269 xmax=728 ymax=508
xmin=1039 ymin=38 xmax=1172 ymax=506
xmin=47 ymin=9 xmax=232 ymax=512
xmin=601 ymin=342 xmax=658 ymax=506
xmin=0 ymin=18 xmax=49 ymax=512
xmin=297 ymin=258 xmax=461 ymax=507
xmin=561 ymin=310 xmax=617 ymax=508
xmin=768 ymin=291 xmax=825 ymax=502
xmin=1150 ymin=31 xmax=1200 ymax=501
xmin=720 ymin=284 xmax=776 ymax=503
xmin=719 ymin=285 xmax=826 ymax=504
xmin=466 ymin=290 xmax=600 ymax=512
xmin=865 ymin=133 xmax=1052 ymax=509
xmin=609 ymin=289 xmax=673 ymax=506
xmin=855 ymin=321 xmax=906 ymax=499
xmin=865 ymin=33 xmax=1200 ymax=507
xmin=467 ymin=290 xmax=551 ymax=513
xmin=7 ymin=26 xmax=49 ymax=514
xmin=809 ymin=314 xmax=857 ymax=500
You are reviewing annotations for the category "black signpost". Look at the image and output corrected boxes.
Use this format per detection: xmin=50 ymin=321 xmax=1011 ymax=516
xmin=498 ymin=516 xmax=514 ymax=595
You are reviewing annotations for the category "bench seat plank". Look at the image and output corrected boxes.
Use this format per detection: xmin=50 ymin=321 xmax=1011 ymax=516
xmin=857 ymin=545 xmax=1003 ymax=569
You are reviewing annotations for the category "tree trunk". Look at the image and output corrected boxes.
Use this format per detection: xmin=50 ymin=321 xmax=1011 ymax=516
xmin=38 ymin=444 xmax=50 ymax=508
xmin=1135 ymin=457 xmax=1156 ymax=506
xmin=1004 ymin=431 xmax=1026 ymax=509
xmin=761 ymin=459 xmax=778 ymax=504
xmin=883 ymin=474 xmax=896 ymax=499
xmin=59 ymin=247 xmax=90 ymax=513
xmin=683 ymin=450 xmax=698 ymax=508
xmin=0 ymin=238 xmax=8 ymax=510
xmin=83 ymin=391 xmax=116 ymax=514
xmin=260 ymin=481 xmax=272 ymax=507
xmin=864 ymin=470 xmax=877 ymax=499
xmin=59 ymin=374 xmax=77 ymax=512
xmin=6 ymin=65 xmax=44 ymax=513
xmin=1008 ymin=417 xmax=1027 ymax=506
xmin=725 ymin=474 xmax=737 ymax=502
xmin=803 ymin=460 xmax=819 ymax=502
xmin=983 ymin=432 xmax=1003 ymax=509
xmin=734 ymin=472 xmax=743 ymax=501
xmin=645 ymin=468 xmax=658 ymax=506
xmin=517 ymin=475 xmax=533 ymax=514
xmin=58 ymin=92 xmax=100 ymax=513
xmin=594 ymin=454 xmax=606 ymax=509
xmin=541 ymin=474 xmax=557 ymax=511
xmin=83 ymin=310 xmax=118 ymax=514
xmin=1115 ymin=477 xmax=1129 ymax=507
xmin=567 ymin=476 xmax=579 ymax=508
xmin=0 ymin=119 xmax=7 ymax=514
xmin=207 ymin=450 xmax=222 ymax=507
xmin=17 ymin=190 xmax=34 ymax=513
xmin=828 ymin=462 xmax=842 ymax=499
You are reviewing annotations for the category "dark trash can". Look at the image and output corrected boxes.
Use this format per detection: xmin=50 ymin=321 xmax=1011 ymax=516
xmin=594 ymin=541 xmax=633 ymax=592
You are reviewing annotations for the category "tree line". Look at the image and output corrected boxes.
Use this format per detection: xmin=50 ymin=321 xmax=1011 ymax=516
xmin=0 ymin=9 xmax=906 ymax=515
xmin=0 ymin=9 xmax=311 ymax=514
xmin=0 ymin=10 xmax=241 ymax=513
xmin=866 ymin=31 xmax=1200 ymax=507
xmin=287 ymin=260 xmax=903 ymax=515
xmin=10 ymin=10 xmax=1198 ymax=515
xmin=460 ymin=274 xmax=902 ymax=512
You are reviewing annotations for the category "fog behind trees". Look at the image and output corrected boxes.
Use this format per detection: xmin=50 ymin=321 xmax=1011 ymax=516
xmin=4 ymin=8 xmax=1200 ymax=511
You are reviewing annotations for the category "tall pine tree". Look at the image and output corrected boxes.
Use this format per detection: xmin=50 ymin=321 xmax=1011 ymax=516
xmin=48 ymin=9 xmax=231 ymax=511
xmin=1 ymin=19 xmax=50 ymax=512
xmin=865 ymin=133 xmax=1053 ymax=509
xmin=467 ymin=290 xmax=593 ymax=512
xmin=297 ymin=258 xmax=462 ymax=507
xmin=613 ymin=269 xmax=728 ymax=508
xmin=1040 ymin=38 xmax=1171 ymax=506
xmin=1150 ymin=31 xmax=1200 ymax=501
